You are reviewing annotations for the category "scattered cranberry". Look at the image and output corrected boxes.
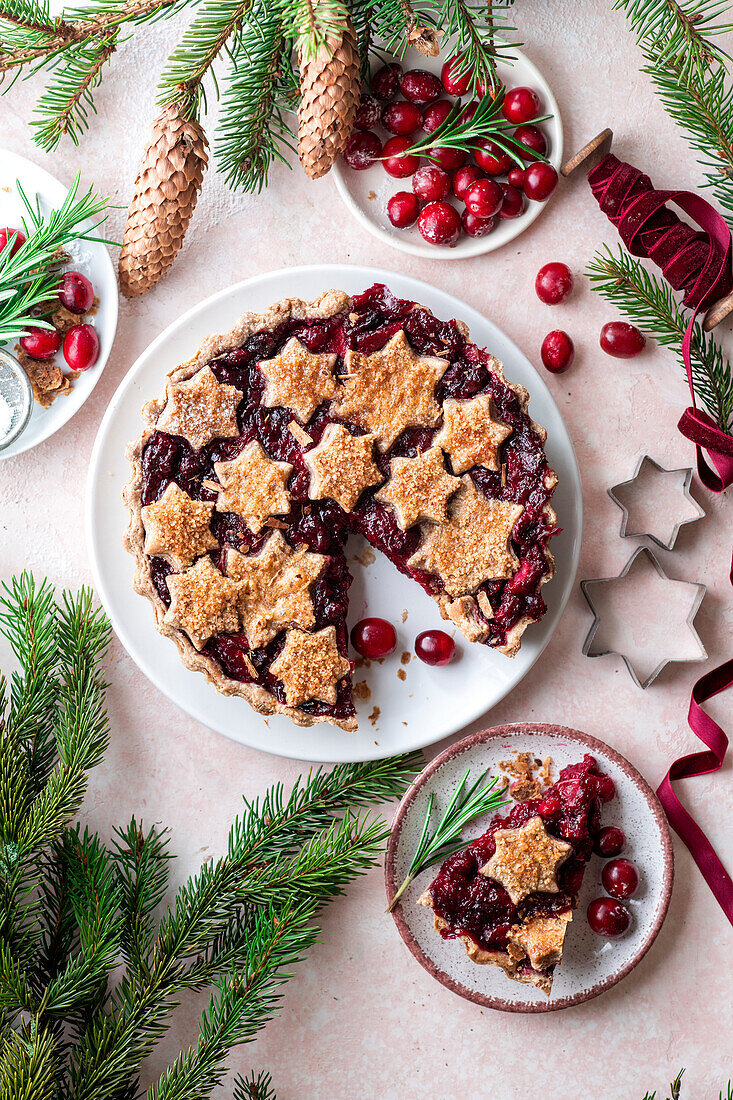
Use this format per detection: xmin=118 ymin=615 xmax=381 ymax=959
xmin=464 ymin=178 xmax=503 ymax=218
xmin=514 ymin=124 xmax=547 ymax=160
xmin=415 ymin=629 xmax=456 ymax=665
xmin=507 ymin=166 xmax=525 ymax=188
xmin=412 ymin=164 xmax=451 ymax=202
xmin=474 ymin=138 xmax=513 ymax=175
xmin=602 ymin=858 xmax=639 ymax=900
xmin=351 ymin=617 xmax=397 ymax=659
xmin=497 ymin=183 xmax=524 ymax=219
xmin=461 ymin=209 xmax=494 ymax=238
xmin=383 ymin=100 xmax=423 ymax=136
xmin=535 ymin=262 xmax=573 ymax=305
xmin=599 ymin=321 xmax=646 ymax=358
xmin=502 ymin=86 xmax=541 ymax=124
xmin=587 ymin=897 xmax=630 ymax=937
xmin=422 ymin=99 xmax=453 ymax=134
xmin=417 ymin=201 xmax=461 ymax=245
xmin=441 ymin=53 xmax=472 ymax=96
xmin=382 ymin=136 xmax=420 ymax=178
xmin=594 ymin=826 xmax=626 ymax=858
xmin=430 ymin=146 xmax=466 ymax=172
xmin=0 ymin=227 xmax=26 ymax=256
xmin=523 ymin=161 xmax=558 ymax=201
xmin=541 ymin=330 xmax=574 ymax=373
xmin=597 ymin=775 xmax=616 ymax=802
xmin=401 ymin=68 xmax=443 ymax=106
xmin=372 ymin=62 xmax=402 ymax=101
xmin=59 ymin=270 xmax=94 ymax=314
xmin=354 ymin=94 xmax=382 ymax=130
xmin=453 ymin=164 xmax=484 ymax=200
xmin=343 ymin=131 xmax=381 ymax=170
xmin=20 ymin=326 xmax=61 ymax=360
xmin=387 ymin=191 xmax=420 ymax=229
xmin=63 ymin=323 xmax=99 ymax=371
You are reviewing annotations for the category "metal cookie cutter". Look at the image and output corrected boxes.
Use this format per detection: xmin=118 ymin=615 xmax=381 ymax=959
xmin=608 ymin=455 xmax=705 ymax=551
xmin=581 ymin=546 xmax=707 ymax=689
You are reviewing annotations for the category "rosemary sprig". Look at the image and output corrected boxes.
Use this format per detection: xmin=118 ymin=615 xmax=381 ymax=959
xmin=387 ymin=766 xmax=508 ymax=911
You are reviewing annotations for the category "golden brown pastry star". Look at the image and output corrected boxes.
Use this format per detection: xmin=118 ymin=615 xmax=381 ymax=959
xmin=164 ymin=556 xmax=241 ymax=650
xmin=304 ymin=424 xmax=383 ymax=511
xmin=435 ymin=394 xmax=513 ymax=474
xmin=375 ymin=446 xmax=461 ymax=530
xmin=269 ymin=626 xmax=351 ymax=707
xmin=141 ymin=482 xmax=218 ymax=569
xmin=479 ymin=816 xmax=572 ymax=905
xmin=259 ymin=337 xmax=338 ymax=423
xmin=213 ymin=441 xmax=292 ymax=533
xmin=156 ymin=366 xmax=243 ymax=451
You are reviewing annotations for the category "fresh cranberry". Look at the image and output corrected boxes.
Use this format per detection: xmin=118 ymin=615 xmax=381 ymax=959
xmin=0 ymin=227 xmax=26 ymax=256
xmin=474 ymin=138 xmax=513 ymax=175
xmin=453 ymin=164 xmax=484 ymax=200
xmin=412 ymin=164 xmax=451 ymax=202
xmin=602 ymin=858 xmax=639 ymax=900
xmin=417 ymin=201 xmax=461 ymax=245
xmin=382 ymin=136 xmax=420 ymax=178
xmin=59 ymin=270 xmax=94 ymax=314
xmin=541 ymin=330 xmax=574 ymax=373
xmin=497 ymin=183 xmax=524 ymax=219
xmin=464 ymin=178 xmax=503 ymax=217
xmin=343 ymin=131 xmax=381 ymax=170
xmin=535 ymin=262 xmax=573 ymax=305
xmin=430 ymin=147 xmax=466 ymax=172
xmin=441 ymin=53 xmax=472 ymax=96
xmin=387 ymin=191 xmax=420 ymax=229
xmin=523 ymin=161 xmax=558 ymax=201
xmin=502 ymin=86 xmax=541 ymax=124
xmin=422 ymin=99 xmax=453 ymax=134
xmin=514 ymin=124 xmax=547 ymax=160
xmin=507 ymin=166 xmax=525 ymax=188
xmin=63 ymin=323 xmax=99 ymax=371
xmin=597 ymin=775 xmax=616 ymax=802
xmin=458 ymin=101 xmax=479 ymax=126
xmin=415 ymin=629 xmax=456 ymax=665
xmin=599 ymin=321 xmax=646 ymax=358
xmin=400 ymin=68 xmax=443 ymax=106
xmin=587 ymin=897 xmax=630 ymax=937
xmin=351 ymin=617 xmax=397 ymax=659
xmin=594 ymin=826 xmax=626 ymax=858
xmin=354 ymin=94 xmax=382 ymax=130
xmin=461 ymin=209 xmax=495 ymax=238
xmin=20 ymin=326 xmax=61 ymax=360
xmin=383 ymin=100 xmax=423 ymax=136
xmin=372 ymin=62 xmax=402 ymax=101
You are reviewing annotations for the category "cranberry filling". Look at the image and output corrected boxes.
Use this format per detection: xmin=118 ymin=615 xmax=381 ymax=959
xmin=139 ymin=284 xmax=557 ymax=716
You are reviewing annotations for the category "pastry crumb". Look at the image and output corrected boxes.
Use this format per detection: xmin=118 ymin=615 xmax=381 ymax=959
xmin=499 ymin=751 xmax=555 ymax=802
xmin=369 ymin=705 xmax=380 ymax=725
xmin=401 ymin=609 xmax=408 ymax=622
xmin=353 ymin=679 xmax=371 ymax=701
xmin=397 ymin=668 xmax=406 ymax=681
xmin=400 ymin=650 xmax=411 ymax=665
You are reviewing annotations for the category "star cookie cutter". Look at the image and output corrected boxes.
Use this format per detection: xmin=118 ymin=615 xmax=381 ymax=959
xmin=581 ymin=546 xmax=707 ymax=689
xmin=608 ymin=455 xmax=705 ymax=551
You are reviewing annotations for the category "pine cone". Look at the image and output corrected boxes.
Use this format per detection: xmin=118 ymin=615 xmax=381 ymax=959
xmin=297 ymin=15 xmax=361 ymax=181
xmin=118 ymin=105 xmax=208 ymax=298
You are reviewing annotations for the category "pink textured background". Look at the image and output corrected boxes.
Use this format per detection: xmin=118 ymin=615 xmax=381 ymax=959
xmin=1 ymin=1 xmax=732 ymax=1094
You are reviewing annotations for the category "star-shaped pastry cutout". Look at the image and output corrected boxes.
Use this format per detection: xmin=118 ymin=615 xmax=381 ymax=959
xmin=304 ymin=424 xmax=383 ymax=511
xmin=141 ymin=482 xmax=218 ymax=569
xmin=331 ymin=329 xmax=449 ymax=451
xmin=375 ymin=446 xmax=461 ymax=530
xmin=479 ymin=816 xmax=571 ymax=904
xmin=259 ymin=337 xmax=338 ymax=424
xmin=156 ymin=367 xmax=243 ymax=451
xmin=213 ymin=441 xmax=292 ymax=533
xmin=164 ymin=556 xmax=241 ymax=650
xmin=435 ymin=395 xmax=512 ymax=474
xmin=269 ymin=626 xmax=351 ymax=707
xmin=226 ymin=532 xmax=326 ymax=648
xmin=407 ymin=477 xmax=524 ymax=596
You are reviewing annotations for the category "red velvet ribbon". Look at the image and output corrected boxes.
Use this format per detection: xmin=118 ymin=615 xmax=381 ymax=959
xmin=587 ymin=154 xmax=733 ymax=923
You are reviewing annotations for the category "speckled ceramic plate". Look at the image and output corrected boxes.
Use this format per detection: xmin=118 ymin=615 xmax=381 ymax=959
xmin=385 ymin=724 xmax=673 ymax=1012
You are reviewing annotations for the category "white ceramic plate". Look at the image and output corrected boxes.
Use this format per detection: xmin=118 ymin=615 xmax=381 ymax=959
xmin=86 ymin=265 xmax=582 ymax=763
xmin=0 ymin=149 xmax=118 ymax=459
xmin=385 ymin=724 xmax=674 ymax=1011
xmin=332 ymin=45 xmax=563 ymax=260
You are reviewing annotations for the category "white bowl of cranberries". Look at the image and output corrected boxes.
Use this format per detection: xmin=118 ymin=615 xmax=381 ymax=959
xmin=332 ymin=44 xmax=563 ymax=258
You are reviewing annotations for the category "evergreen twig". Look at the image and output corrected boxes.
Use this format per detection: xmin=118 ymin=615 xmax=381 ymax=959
xmin=403 ymin=90 xmax=551 ymax=165
xmin=234 ymin=1069 xmax=277 ymax=1100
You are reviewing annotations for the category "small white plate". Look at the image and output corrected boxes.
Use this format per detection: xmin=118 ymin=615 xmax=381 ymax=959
xmin=86 ymin=265 xmax=582 ymax=763
xmin=386 ymin=724 xmax=674 ymax=1011
xmin=332 ymin=45 xmax=563 ymax=260
xmin=0 ymin=149 xmax=118 ymax=459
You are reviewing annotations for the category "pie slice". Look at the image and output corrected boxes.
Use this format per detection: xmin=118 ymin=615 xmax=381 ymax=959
xmin=418 ymin=754 xmax=615 ymax=995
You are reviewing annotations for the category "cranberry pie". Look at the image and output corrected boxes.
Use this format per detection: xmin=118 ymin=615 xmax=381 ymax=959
xmin=419 ymin=754 xmax=616 ymax=994
xmin=124 ymin=284 xmax=557 ymax=730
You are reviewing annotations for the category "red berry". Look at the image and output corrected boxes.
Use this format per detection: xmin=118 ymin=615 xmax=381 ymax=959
xmin=343 ymin=131 xmax=381 ymax=170
xmin=441 ymin=53 xmax=472 ymax=96
xmin=599 ymin=321 xmax=646 ymax=358
xmin=372 ymin=62 xmax=402 ymax=101
xmin=383 ymin=100 xmax=423 ymax=136
xmin=602 ymin=859 xmax=639 ymax=900
xmin=594 ymin=826 xmax=626 ymax=858
xmin=63 ymin=323 xmax=99 ymax=371
xmin=0 ymin=227 xmax=26 ymax=256
xmin=458 ymin=101 xmax=479 ymax=126
xmin=587 ymin=897 xmax=630 ymax=937
xmin=597 ymin=775 xmax=616 ymax=803
xmin=541 ymin=330 xmax=574 ymax=373
xmin=461 ymin=209 xmax=495 ymax=238
xmin=502 ymin=86 xmax=541 ymax=124
xmin=20 ymin=326 xmax=61 ymax=360
xmin=417 ymin=201 xmax=461 ymax=245
xmin=523 ymin=161 xmax=558 ymax=201
xmin=453 ymin=164 xmax=484 ymax=200
xmin=514 ymin=124 xmax=547 ymax=160
xmin=412 ymin=164 xmax=451 ymax=202
xmin=415 ymin=629 xmax=456 ymax=665
xmin=354 ymin=93 xmax=382 ymax=130
xmin=430 ymin=146 xmax=466 ymax=172
xmin=59 ymin=270 xmax=94 ymax=314
xmin=507 ymin=166 xmax=525 ymax=188
xmin=474 ymin=138 xmax=513 ymax=175
xmin=422 ymin=99 xmax=453 ymax=134
xmin=400 ymin=68 xmax=443 ymax=106
xmin=464 ymin=178 xmax=503 ymax=217
xmin=535 ymin=262 xmax=573 ymax=305
xmin=382 ymin=136 xmax=420 ymax=178
xmin=387 ymin=191 xmax=420 ymax=229
xmin=497 ymin=183 xmax=524 ymax=219
xmin=351 ymin=617 xmax=397 ymax=659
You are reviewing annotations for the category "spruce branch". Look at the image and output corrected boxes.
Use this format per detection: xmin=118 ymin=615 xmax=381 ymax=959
xmin=234 ymin=1070 xmax=277 ymax=1100
xmin=424 ymin=0 xmax=517 ymax=95
xmin=30 ymin=29 xmax=118 ymax=150
xmin=111 ymin=818 xmax=173 ymax=977
xmin=281 ymin=0 xmax=350 ymax=61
